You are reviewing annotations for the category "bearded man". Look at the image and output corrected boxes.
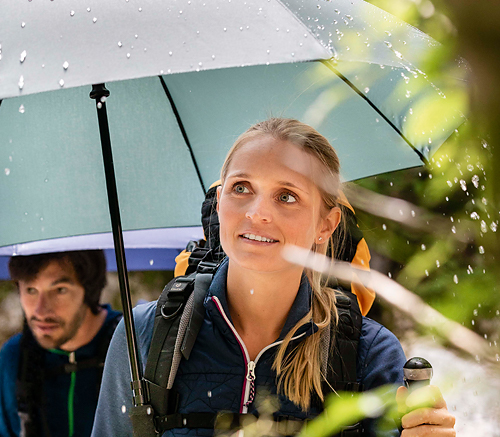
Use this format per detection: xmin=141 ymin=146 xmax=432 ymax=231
xmin=0 ymin=251 xmax=122 ymax=437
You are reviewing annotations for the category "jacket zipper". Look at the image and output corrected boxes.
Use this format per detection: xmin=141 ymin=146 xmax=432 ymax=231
xmin=49 ymin=349 xmax=76 ymax=436
xmin=211 ymin=296 xmax=306 ymax=413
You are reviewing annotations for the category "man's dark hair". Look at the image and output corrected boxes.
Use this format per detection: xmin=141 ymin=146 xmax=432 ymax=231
xmin=9 ymin=250 xmax=107 ymax=314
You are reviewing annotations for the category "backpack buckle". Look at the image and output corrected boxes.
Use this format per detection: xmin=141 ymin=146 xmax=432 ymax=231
xmin=196 ymin=260 xmax=219 ymax=274
xmin=161 ymin=277 xmax=195 ymax=320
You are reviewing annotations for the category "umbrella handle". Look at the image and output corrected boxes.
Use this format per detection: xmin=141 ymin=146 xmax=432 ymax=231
xmin=91 ymin=83 xmax=148 ymax=407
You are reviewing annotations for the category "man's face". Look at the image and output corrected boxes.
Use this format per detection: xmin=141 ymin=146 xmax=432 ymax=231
xmin=18 ymin=259 xmax=89 ymax=350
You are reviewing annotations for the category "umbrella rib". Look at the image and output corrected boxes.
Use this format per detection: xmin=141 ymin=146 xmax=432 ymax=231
xmin=322 ymin=61 xmax=429 ymax=166
xmin=158 ymin=76 xmax=207 ymax=195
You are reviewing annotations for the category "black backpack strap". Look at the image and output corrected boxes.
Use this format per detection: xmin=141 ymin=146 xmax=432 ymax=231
xmin=140 ymin=264 xmax=218 ymax=435
xmin=143 ymin=275 xmax=196 ymax=416
xmin=17 ymin=325 xmax=52 ymax=437
xmin=324 ymin=290 xmax=363 ymax=394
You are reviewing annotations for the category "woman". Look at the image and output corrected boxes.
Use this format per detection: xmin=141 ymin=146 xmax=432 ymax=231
xmin=92 ymin=118 xmax=455 ymax=437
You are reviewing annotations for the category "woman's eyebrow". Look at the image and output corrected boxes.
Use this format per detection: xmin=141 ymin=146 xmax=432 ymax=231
xmin=278 ymin=180 xmax=309 ymax=194
xmin=226 ymin=172 xmax=250 ymax=179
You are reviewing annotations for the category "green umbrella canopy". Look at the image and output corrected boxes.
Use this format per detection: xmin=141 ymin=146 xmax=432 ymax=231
xmin=0 ymin=0 xmax=467 ymax=249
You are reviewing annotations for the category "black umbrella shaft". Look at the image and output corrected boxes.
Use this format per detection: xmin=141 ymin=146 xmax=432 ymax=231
xmin=90 ymin=84 xmax=146 ymax=406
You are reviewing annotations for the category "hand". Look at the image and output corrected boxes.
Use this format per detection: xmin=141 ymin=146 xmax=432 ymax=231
xmin=396 ymin=385 xmax=455 ymax=437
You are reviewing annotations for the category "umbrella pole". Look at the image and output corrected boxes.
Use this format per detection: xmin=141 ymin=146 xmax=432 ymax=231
xmin=90 ymin=84 xmax=147 ymax=407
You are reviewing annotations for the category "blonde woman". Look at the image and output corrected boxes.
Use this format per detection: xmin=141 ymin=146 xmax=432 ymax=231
xmin=92 ymin=118 xmax=455 ymax=437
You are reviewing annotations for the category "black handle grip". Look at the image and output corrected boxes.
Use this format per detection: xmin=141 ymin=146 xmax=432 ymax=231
xmin=403 ymin=357 xmax=433 ymax=390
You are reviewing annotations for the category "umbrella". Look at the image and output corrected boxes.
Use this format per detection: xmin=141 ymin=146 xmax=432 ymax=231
xmin=0 ymin=227 xmax=204 ymax=279
xmin=0 ymin=0 xmax=467 ymax=413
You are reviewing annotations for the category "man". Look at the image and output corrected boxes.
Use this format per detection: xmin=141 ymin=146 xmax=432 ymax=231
xmin=0 ymin=250 xmax=122 ymax=437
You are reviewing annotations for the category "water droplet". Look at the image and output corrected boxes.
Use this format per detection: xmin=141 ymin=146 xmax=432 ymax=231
xmin=169 ymin=51 xmax=173 ymax=56
xmin=4 ymin=168 xmax=10 ymax=176
xmin=472 ymin=175 xmax=479 ymax=188
xmin=491 ymin=222 xmax=498 ymax=232
xmin=20 ymin=50 xmax=27 ymax=63
xmin=121 ymin=405 xmax=126 ymax=414
xmin=436 ymin=260 xmax=440 ymax=268
xmin=87 ymin=7 xmax=91 ymax=12
xmin=384 ymin=41 xmax=392 ymax=48
xmin=470 ymin=211 xmax=479 ymax=220
xmin=479 ymin=246 xmax=485 ymax=254
xmin=118 ymin=41 xmax=123 ymax=47
xmin=382 ymin=224 xmax=387 ymax=231
xmin=135 ymin=34 xmax=139 ymax=39
xmin=93 ymin=17 xmax=97 ymax=23
xmin=207 ymin=390 xmax=212 ymax=397
xmin=421 ymin=244 xmax=426 ymax=251
xmin=364 ymin=87 xmax=370 ymax=93
xmin=385 ymin=31 xmax=392 ymax=36
xmin=59 ymin=79 xmax=64 ymax=87
xmin=149 ymin=259 xmax=154 ymax=266
xmin=100 ymin=96 xmax=107 ymax=103
xmin=21 ymin=22 xmax=26 ymax=28
xmin=138 ymin=7 xmax=142 ymax=12
xmin=459 ymin=180 xmax=467 ymax=191
xmin=97 ymin=102 xmax=102 ymax=109
xmin=211 ymin=55 xmax=216 ymax=60
xmin=70 ymin=10 xmax=75 ymax=16
xmin=63 ymin=61 xmax=69 ymax=70
xmin=393 ymin=50 xmax=403 ymax=59
xmin=126 ymin=53 xmax=131 ymax=58
xmin=481 ymin=220 xmax=488 ymax=233
xmin=18 ymin=76 xmax=25 ymax=90
xmin=453 ymin=275 xmax=459 ymax=284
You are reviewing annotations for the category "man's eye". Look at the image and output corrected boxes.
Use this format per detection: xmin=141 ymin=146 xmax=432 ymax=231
xmin=57 ymin=287 xmax=68 ymax=294
xmin=25 ymin=288 xmax=37 ymax=295
xmin=234 ymin=184 xmax=249 ymax=194
xmin=279 ymin=192 xmax=297 ymax=203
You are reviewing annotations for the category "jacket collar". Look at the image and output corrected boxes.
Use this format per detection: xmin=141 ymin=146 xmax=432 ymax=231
xmin=206 ymin=258 xmax=317 ymax=340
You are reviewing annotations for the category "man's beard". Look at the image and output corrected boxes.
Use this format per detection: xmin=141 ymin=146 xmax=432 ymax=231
xmin=28 ymin=304 xmax=88 ymax=350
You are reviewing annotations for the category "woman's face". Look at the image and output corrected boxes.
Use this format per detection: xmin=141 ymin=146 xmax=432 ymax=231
xmin=217 ymin=135 xmax=340 ymax=274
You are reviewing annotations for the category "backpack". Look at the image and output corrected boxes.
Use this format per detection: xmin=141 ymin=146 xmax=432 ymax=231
xmin=130 ymin=183 xmax=371 ymax=436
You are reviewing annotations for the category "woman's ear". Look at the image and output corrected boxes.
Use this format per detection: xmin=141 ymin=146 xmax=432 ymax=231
xmin=317 ymin=206 xmax=341 ymax=243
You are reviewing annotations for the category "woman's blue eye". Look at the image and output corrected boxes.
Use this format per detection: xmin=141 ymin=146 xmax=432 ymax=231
xmin=234 ymin=184 xmax=249 ymax=194
xmin=279 ymin=192 xmax=297 ymax=203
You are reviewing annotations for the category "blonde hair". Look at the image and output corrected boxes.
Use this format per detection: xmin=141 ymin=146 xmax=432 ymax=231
xmin=220 ymin=118 xmax=344 ymax=410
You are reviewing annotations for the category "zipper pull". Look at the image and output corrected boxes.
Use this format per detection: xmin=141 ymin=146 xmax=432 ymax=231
xmin=244 ymin=361 xmax=256 ymax=408
xmin=246 ymin=361 xmax=256 ymax=381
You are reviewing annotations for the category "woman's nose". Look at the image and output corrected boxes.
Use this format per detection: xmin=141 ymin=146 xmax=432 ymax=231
xmin=245 ymin=196 xmax=272 ymax=222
